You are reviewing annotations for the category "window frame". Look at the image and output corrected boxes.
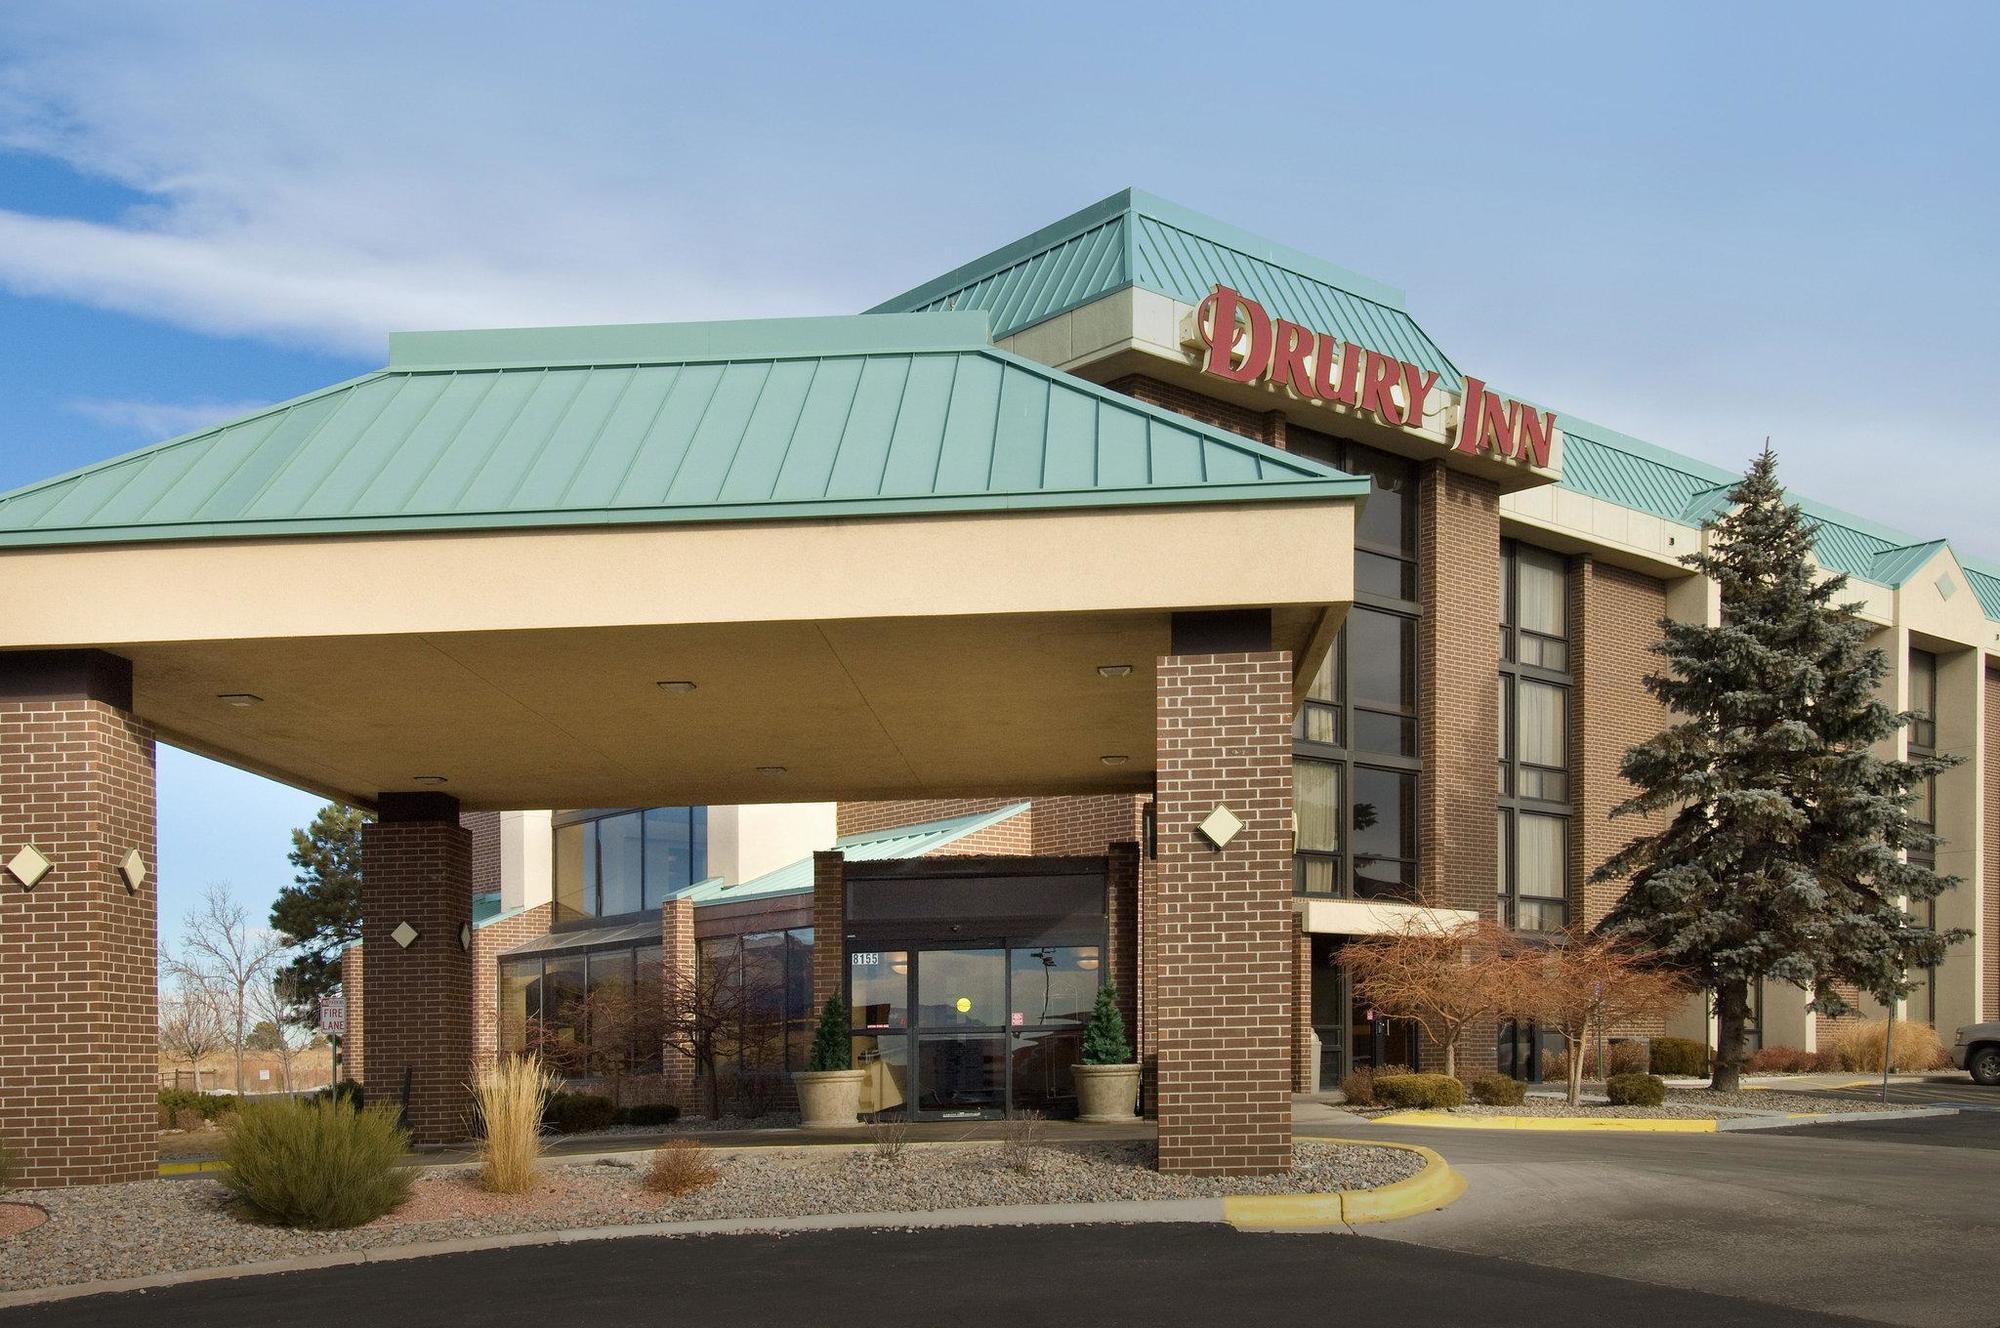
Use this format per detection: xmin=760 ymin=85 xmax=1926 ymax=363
xmin=1497 ymin=540 xmax=1572 ymax=933
xmin=552 ymin=806 xmax=709 ymax=928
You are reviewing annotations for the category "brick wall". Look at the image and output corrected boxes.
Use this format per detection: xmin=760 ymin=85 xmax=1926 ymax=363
xmin=469 ymin=901 xmax=553 ymax=1067
xmin=1416 ymin=464 xmax=1501 ymax=1075
xmin=1153 ymin=650 xmax=1294 ymax=1175
xmin=341 ymin=945 xmax=364 ymax=1084
xmin=0 ymin=696 xmax=158 ymax=1186
xmin=360 ymin=817 xmax=473 ymax=1144
xmin=1105 ymin=842 xmax=1140 ymax=1049
xmin=463 ymin=811 xmax=502 ymax=900
xmin=1986 ymin=667 xmax=1998 ymax=1022
xmin=836 ymin=797 xmax=1028 ymax=842
xmin=1293 ymin=926 xmax=1313 ymax=1091
xmin=811 ymin=852 xmax=845 ymax=1010
xmin=1103 ymin=375 xmax=1287 ymax=449
xmin=1571 ymin=556 xmax=1672 ymax=926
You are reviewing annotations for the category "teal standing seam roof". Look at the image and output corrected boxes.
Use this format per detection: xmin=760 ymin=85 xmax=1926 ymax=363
xmin=868 ymin=189 xmax=1460 ymax=389
xmin=0 ymin=311 xmax=1366 ymax=549
xmin=1964 ymin=564 xmax=2000 ymax=620
xmin=671 ymin=802 xmax=1035 ymax=906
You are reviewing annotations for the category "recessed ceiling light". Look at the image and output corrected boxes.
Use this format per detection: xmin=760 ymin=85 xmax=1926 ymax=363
xmin=217 ymin=693 xmax=263 ymax=707
xmin=656 ymin=680 xmax=698 ymax=694
xmin=1096 ymin=664 xmax=1133 ymax=678
xmin=411 ymin=774 xmax=449 ymax=785
xmin=1100 ymin=754 xmax=1130 ymax=766
xmin=756 ymin=765 xmax=788 ymax=776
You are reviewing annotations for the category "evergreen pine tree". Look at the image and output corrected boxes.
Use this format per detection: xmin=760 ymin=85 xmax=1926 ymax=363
xmin=1594 ymin=448 xmax=1962 ymax=1091
xmin=1080 ymin=984 xmax=1131 ymax=1065
xmin=269 ymin=803 xmax=371 ymax=1027
xmin=807 ymin=996 xmax=851 ymax=1072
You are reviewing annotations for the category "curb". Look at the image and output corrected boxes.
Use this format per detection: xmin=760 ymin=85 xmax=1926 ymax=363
xmin=1714 ymin=1106 xmax=1959 ymax=1131
xmin=0 ymin=1142 xmax=1462 ymax=1309
xmin=1221 ymin=1140 xmax=1464 ymax=1231
xmin=1355 ymin=1105 xmax=1960 ymax=1134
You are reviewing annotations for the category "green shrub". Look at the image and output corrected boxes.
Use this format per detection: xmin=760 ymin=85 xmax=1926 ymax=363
xmin=807 ymin=997 xmax=851 ymax=1072
xmin=544 ymin=1092 xmax=618 ymax=1134
xmin=157 ymin=1089 xmax=240 ymax=1129
xmin=1604 ymin=1072 xmax=1667 ymax=1107
xmin=616 ymin=1103 xmax=681 ymax=1128
xmin=313 ymin=1080 xmax=365 ymax=1109
xmin=1468 ymin=1072 xmax=1526 ymax=1106
xmin=1372 ymin=1073 xmax=1464 ymax=1110
xmin=1649 ymin=1037 xmax=1709 ymax=1077
xmin=1080 ymin=984 xmax=1132 ymax=1065
xmin=221 ymin=1098 xmax=411 ymax=1229
xmin=1338 ymin=1066 xmax=1376 ymax=1107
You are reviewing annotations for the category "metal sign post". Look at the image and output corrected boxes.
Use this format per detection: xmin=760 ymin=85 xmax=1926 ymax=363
xmin=1880 ymin=999 xmax=1896 ymax=1105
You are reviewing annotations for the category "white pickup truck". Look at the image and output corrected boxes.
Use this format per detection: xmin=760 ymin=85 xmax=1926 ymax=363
xmin=1951 ymin=1024 xmax=2000 ymax=1086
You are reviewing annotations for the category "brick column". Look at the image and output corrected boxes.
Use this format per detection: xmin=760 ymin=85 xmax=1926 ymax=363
xmin=1416 ymin=464 xmax=1502 ymax=1075
xmin=660 ymin=896 xmax=697 ymax=1111
xmin=1293 ymin=925 xmax=1313 ymax=1091
xmin=340 ymin=946 xmax=365 ymax=1085
xmin=811 ymin=851 xmax=845 ymax=1009
xmin=1154 ymin=649 xmax=1294 ymax=1175
xmin=1106 ymin=841 xmax=1140 ymax=1043
xmin=0 ymin=650 xmax=157 ymax=1186
xmin=361 ymin=793 xmax=472 ymax=1145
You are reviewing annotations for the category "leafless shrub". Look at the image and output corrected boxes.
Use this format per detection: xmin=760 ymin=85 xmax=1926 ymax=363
xmin=868 ymin=1116 xmax=910 ymax=1162
xmin=997 ymin=1110 xmax=1045 ymax=1174
xmin=646 ymin=1138 xmax=719 ymax=1196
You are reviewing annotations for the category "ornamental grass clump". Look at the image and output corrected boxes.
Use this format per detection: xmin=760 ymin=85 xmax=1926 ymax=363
xmin=221 ymin=1097 xmax=411 ymax=1230
xmin=1831 ymin=1019 xmax=1946 ymax=1073
xmin=476 ymin=1054 xmax=557 ymax=1195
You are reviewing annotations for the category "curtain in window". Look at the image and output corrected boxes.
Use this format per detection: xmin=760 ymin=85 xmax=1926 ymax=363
xmin=1295 ymin=759 xmax=1340 ymax=852
xmin=1516 ymin=548 xmax=1566 ymax=638
xmin=1517 ymin=813 xmax=1566 ymax=897
xmin=1517 ymin=680 xmax=1565 ymax=769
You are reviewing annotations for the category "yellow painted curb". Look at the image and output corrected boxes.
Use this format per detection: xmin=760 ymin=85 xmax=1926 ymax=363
xmin=159 ymin=1160 xmax=229 ymax=1176
xmin=1369 ymin=1111 xmax=1716 ymax=1133
xmin=1222 ymin=1140 xmax=1464 ymax=1231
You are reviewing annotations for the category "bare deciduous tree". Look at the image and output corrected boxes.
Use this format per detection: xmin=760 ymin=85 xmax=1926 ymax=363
xmin=526 ymin=980 xmax=667 ymax=1109
xmin=247 ymin=974 xmax=311 ymax=1093
xmin=661 ymin=957 xmax=778 ymax=1120
xmin=1341 ymin=917 xmax=1518 ymax=1078
xmin=1504 ymin=930 xmax=1689 ymax=1106
xmin=159 ymin=974 xmax=229 ymax=1092
xmin=164 ymin=883 xmax=287 ymax=1095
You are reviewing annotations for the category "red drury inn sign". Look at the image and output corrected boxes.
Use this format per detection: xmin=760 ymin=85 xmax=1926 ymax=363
xmin=1181 ymin=285 xmax=1559 ymax=470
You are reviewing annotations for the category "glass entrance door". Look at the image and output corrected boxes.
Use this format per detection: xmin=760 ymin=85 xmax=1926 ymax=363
xmin=849 ymin=942 xmax=1100 ymax=1120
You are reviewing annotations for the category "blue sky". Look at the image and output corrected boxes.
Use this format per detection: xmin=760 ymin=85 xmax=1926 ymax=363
xmin=2 ymin=2 xmax=1994 ymax=932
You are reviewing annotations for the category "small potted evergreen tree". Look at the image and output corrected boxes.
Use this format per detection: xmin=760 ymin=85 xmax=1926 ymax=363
xmin=792 ymin=996 xmax=866 ymax=1128
xmin=1073 ymin=984 xmax=1140 ymax=1122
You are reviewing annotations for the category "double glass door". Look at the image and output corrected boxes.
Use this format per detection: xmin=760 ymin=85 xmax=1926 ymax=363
xmin=849 ymin=943 xmax=1100 ymax=1119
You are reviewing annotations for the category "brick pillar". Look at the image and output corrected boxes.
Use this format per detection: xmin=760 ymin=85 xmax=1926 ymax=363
xmin=361 ymin=793 xmax=472 ymax=1145
xmin=1154 ymin=649 xmax=1294 ymax=1175
xmin=0 ymin=650 xmax=157 ymax=1186
xmin=660 ymin=896 xmax=697 ymax=1111
xmin=340 ymin=945 xmax=365 ymax=1085
xmin=1416 ymin=464 xmax=1502 ymax=1075
xmin=1106 ymin=842 xmax=1140 ymax=1043
xmin=811 ymin=851 xmax=845 ymax=1009
xmin=1293 ymin=925 xmax=1313 ymax=1091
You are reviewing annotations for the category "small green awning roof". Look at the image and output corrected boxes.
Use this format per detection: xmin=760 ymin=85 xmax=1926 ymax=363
xmin=0 ymin=310 xmax=1364 ymax=549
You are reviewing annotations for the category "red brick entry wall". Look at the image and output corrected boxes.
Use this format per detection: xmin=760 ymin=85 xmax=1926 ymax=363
xmin=1153 ymin=650 xmax=1294 ymax=1175
xmin=470 ymin=901 xmax=553 ymax=1068
xmin=0 ymin=691 xmax=158 ymax=1186
xmin=361 ymin=814 xmax=473 ymax=1144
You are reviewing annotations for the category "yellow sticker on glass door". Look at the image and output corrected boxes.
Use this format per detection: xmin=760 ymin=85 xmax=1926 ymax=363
xmin=955 ymin=997 xmax=972 ymax=1013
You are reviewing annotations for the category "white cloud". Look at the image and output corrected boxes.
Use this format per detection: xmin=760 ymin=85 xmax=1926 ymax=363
xmin=67 ymin=396 xmax=272 ymax=439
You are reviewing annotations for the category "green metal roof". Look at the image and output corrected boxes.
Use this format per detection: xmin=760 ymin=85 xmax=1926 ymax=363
xmin=0 ymin=311 xmax=1366 ymax=548
xmin=867 ymin=189 xmax=1460 ymax=388
xmin=674 ymin=801 xmax=1034 ymax=906
xmin=1964 ymin=564 xmax=2000 ymax=620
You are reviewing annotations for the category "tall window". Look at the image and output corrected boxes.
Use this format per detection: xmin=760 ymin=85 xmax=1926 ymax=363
xmin=1907 ymin=648 xmax=1939 ymax=1025
xmin=553 ymin=806 xmax=708 ymax=923
xmin=1498 ymin=542 xmax=1571 ymax=932
xmin=498 ymin=942 xmax=667 ymax=1074
xmin=1288 ymin=428 xmax=1419 ymax=901
xmin=699 ymin=928 xmax=817 ymax=1090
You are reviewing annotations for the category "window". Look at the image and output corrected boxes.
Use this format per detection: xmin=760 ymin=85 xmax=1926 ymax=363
xmin=698 ymin=927 xmax=818 ymax=1094
xmin=1289 ymin=430 xmax=1421 ymax=901
xmin=1906 ymin=649 xmax=1939 ymax=865
xmin=1499 ymin=541 xmax=1571 ymax=931
xmin=497 ymin=942 xmax=670 ymax=1075
xmin=552 ymin=806 xmax=709 ymax=923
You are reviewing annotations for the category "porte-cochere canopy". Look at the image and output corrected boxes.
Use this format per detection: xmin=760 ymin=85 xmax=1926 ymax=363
xmin=0 ymin=310 xmax=1363 ymax=810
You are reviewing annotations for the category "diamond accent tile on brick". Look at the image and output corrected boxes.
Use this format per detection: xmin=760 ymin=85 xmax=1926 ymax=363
xmin=118 ymin=849 xmax=147 ymax=893
xmin=5 ymin=845 xmax=51 ymax=890
xmin=391 ymin=921 xmax=419 ymax=949
xmin=1197 ymin=805 xmax=1243 ymax=849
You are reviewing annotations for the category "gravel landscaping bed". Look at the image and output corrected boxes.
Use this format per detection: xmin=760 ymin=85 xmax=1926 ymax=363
xmin=1347 ymin=1086 xmax=1907 ymax=1119
xmin=0 ymin=1139 xmax=1422 ymax=1292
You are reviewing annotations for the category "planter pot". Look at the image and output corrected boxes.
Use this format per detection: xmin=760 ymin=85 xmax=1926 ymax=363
xmin=792 ymin=1068 xmax=867 ymax=1128
xmin=1073 ymin=1063 xmax=1142 ymax=1123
